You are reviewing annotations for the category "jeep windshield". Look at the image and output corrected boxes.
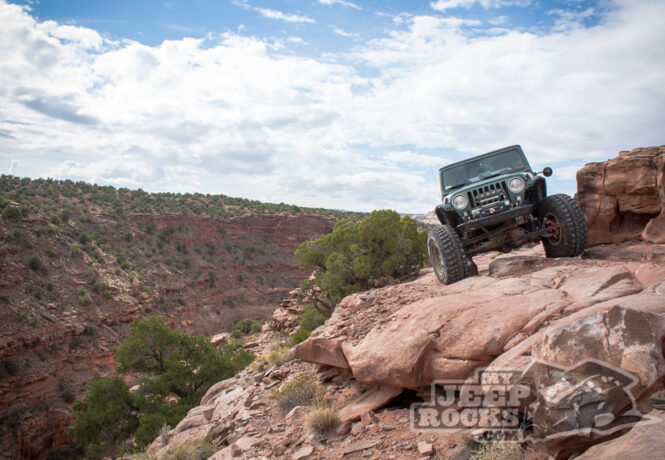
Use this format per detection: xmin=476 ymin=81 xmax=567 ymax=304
xmin=441 ymin=149 xmax=529 ymax=191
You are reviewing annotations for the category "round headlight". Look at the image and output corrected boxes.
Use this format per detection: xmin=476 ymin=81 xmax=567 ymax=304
xmin=508 ymin=177 xmax=525 ymax=193
xmin=452 ymin=194 xmax=468 ymax=210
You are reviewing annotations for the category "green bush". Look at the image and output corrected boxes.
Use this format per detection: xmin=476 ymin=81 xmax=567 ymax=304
xmin=1 ymin=205 xmax=22 ymax=219
xmin=79 ymin=232 xmax=91 ymax=245
xmin=295 ymin=210 xmax=426 ymax=316
xmin=70 ymin=245 xmax=82 ymax=258
xmin=289 ymin=328 xmax=312 ymax=347
xmin=79 ymin=292 xmax=93 ymax=306
xmin=28 ymin=255 xmax=43 ymax=271
xmin=2 ymin=358 xmax=19 ymax=375
xmin=70 ymin=317 xmax=254 ymax=458
xmin=68 ymin=377 xmax=139 ymax=459
xmin=233 ymin=318 xmax=263 ymax=335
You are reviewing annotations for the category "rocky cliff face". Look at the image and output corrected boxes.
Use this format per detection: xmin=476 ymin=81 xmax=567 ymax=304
xmin=0 ymin=208 xmax=336 ymax=459
xmin=151 ymin=242 xmax=665 ymax=459
xmin=577 ymin=145 xmax=665 ymax=246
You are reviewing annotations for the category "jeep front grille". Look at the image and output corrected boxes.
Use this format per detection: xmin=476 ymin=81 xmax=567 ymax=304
xmin=468 ymin=181 xmax=508 ymax=208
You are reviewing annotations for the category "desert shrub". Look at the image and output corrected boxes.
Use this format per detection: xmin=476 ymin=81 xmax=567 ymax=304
xmin=70 ymin=336 xmax=84 ymax=350
xmin=46 ymin=248 xmax=56 ymax=258
xmin=79 ymin=232 xmax=91 ymax=245
xmin=233 ymin=318 xmax=263 ymax=335
xmin=266 ymin=346 xmax=290 ymax=366
xmin=269 ymin=373 xmax=325 ymax=412
xmin=295 ymin=210 xmax=427 ymax=316
xmin=70 ymin=245 xmax=82 ymax=258
xmin=289 ymin=328 xmax=311 ymax=347
xmin=230 ymin=329 xmax=242 ymax=339
xmin=290 ymin=304 xmax=326 ymax=346
xmin=162 ymin=439 xmax=216 ymax=460
xmin=1 ymin=204 xmax=22 ymax=219
xmin=470 ymin=437 xmax=526 ymax=460
xmin=2 ymin=358 xmax=19 ymax=375
xmin=251 ymin=345 xmax=290 ymax=372
xmin=91 ymin=278 xmax=111 ymax=297
xmin=115 ymin=252 xmax=130 ymax=270
xmin=28 ymin=254 xmax=43 ymax=271
xmin=79 ymin=292 xmax=93 ymax=306
xmin=304 ymin=404 xmax=340 ymax=435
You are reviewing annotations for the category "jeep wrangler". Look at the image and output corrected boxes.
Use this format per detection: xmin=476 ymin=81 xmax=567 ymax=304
xmin=428 ymin=145 xmax=588 ymax=285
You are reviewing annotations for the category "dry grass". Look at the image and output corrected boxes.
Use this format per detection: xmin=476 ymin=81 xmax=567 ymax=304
xmin=161 ymin=438 xmax=217 ymax=460
xmin=250 ymin=345 xmax=291 ymax=372
xmin=469 ymin=439 xmax=526 ymax=460
xmin=304 ymin=404 xmax=340 ymax=435
xmin=269 ymin=373 xmax=325 ymax=411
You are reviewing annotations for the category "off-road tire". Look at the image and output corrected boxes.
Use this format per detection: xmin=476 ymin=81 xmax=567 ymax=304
xmin=538 ymin=193 xmax=588 ymax=258
xmin=428 ymin=225 xmax=469 ymax=285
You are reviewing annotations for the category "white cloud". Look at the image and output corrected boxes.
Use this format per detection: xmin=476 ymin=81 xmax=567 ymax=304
xmin=331 ymin=26 xmax=356 ymax=38
xmin=318 ymin=0 xmax=362 ymax=10
xmin=488 ymin=15 xmax=508 ymax=25
xmin=430 ymin=0 xmax=531 ymax=12
xmin=1 ymin=0 xmax=664 ymax=213
xmin=254 ymin=7 xmax=315 ymax=24
xmin=232 ymin=0 xmax=315 ymax=24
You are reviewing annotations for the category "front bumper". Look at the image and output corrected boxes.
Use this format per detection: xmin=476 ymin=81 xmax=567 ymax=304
xmin=456 ymin=204 xmax=534 ymax=232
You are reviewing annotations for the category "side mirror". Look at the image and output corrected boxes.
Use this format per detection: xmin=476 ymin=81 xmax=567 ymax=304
xmin=541 ymin=167 xmax=553 ymax=177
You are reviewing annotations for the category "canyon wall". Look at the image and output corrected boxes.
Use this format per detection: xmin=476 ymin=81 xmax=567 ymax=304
xmin=0 ymin=210 xmax=335 ymax=459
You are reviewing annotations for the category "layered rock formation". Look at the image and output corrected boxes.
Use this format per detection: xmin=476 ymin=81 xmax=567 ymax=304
xmin=577 ymin=146 xmax=665 ymax=245
xmin=154 ymin=242 xmax=665 ymax=459
xmin=0 ymin=212 xmax=336 ymax=459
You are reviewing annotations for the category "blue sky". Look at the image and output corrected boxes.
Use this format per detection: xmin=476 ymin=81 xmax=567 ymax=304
xmin=1 ymin=0 xmax=663 ymax=212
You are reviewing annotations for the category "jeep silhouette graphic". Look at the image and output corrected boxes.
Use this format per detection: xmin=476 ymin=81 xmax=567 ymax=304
xmin=411 ymin=358 xmax=656 ymax=442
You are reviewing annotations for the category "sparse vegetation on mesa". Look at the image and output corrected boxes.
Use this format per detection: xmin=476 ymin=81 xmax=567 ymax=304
xmin=0 ymin=174 xmax=363 ymax=219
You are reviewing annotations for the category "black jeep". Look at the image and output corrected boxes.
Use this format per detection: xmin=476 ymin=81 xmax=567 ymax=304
xmin=428 ymin=145 xmax=588 ymax=285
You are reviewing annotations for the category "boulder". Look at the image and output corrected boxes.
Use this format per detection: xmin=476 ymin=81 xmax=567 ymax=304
xmin=575 ymin=410 xmax=665 ymax=460
xmin=338 ymin=385 xmax=402 ymax=422
xmin=577 ymin=146 xmax=665 ymax=246
xmin=298 ymin=254 xmax=664 ymax=391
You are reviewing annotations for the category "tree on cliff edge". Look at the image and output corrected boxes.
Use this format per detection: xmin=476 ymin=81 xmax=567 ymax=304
xmin=69 ymin=316 xmax=253 ymax=458
xmin=295 ymin=210 xmax=427 ymax=316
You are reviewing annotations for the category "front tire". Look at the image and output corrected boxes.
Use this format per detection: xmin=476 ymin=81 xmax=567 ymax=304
xmin=428 ymin=225 xmax=469 ymax=285
xmin=538 ymin=194 xmax=588 ymax=258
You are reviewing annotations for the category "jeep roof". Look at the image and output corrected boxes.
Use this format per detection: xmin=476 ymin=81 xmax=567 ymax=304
xmin=438 ymin=145 xmax=533 ymax=196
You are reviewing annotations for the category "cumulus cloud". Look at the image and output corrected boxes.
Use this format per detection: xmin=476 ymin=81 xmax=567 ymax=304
xmin=1 ymin=0 xmax=664 ymax=212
